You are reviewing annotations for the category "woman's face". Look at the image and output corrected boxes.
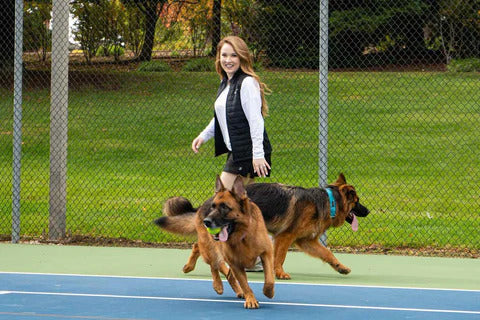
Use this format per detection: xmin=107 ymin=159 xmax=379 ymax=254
xmin=220 ymin=43 xmax=240 ymax=79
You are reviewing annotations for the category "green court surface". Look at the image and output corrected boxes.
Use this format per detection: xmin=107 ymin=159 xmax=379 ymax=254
xmin=1 ymin=243 xmax=479 ymax=290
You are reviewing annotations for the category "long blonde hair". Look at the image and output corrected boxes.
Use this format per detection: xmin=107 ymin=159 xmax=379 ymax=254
xmin=215 ymin=36 xmax=270 ymax=117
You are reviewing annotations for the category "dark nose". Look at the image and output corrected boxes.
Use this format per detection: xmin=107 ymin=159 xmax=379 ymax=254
xmin=203 ymin=218 xmax=213 ymax=228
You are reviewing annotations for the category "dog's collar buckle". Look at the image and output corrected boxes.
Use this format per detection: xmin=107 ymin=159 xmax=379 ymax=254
xmin=325 ymin=188 xmax=336 ymax=218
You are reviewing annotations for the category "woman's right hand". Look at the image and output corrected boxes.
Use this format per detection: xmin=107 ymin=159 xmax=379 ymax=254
xmin=191 ymin=136 xmax=204 ymax=153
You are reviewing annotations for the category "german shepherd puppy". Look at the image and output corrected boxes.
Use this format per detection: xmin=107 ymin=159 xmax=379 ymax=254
xmin=155 ymin=175 xmax=275 ymax=309
xmin=161 ymin=173 xmax=369 ymax=280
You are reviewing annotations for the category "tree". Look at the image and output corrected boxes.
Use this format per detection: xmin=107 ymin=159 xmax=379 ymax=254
xmin=0 ymin=0 xmax=15 ymax=69
xmin=24 ymin=2 xmax=52 ymax=62
xmin=121 ymin=0 xmax=191 ymax=61
xmin=329 ymin=0 xmax=441 ymax=68
xmin=210 ymin=0 xmax=221 ymax=56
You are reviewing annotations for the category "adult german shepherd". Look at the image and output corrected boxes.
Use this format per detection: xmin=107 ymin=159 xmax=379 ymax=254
xmin=155 ymin=175 xmax=275 ymax=309
xmin=159 ymin=173 xmax=369 ymax=280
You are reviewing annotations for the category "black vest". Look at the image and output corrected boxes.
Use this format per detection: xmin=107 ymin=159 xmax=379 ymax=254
xmin=214 ymin=70 xmax=272 ymax=162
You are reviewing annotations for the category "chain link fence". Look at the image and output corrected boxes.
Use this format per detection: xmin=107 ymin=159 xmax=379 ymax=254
xmin=1 ymin=0 xmax=479 ymax=255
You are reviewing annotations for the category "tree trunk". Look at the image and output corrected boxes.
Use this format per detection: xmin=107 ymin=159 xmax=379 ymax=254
xmin=137 ymin=4 xmax=159 ymax=61
xmin=210 ymin=0 xmax=221 ymax=56
xmin=0 ymin=0 xmax=15 ymax=68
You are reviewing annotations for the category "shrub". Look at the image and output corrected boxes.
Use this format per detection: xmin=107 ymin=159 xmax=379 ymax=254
xmin=447 ymin=58 xmax=480 ymax=72
xmin=182 ymin=58 xmax=215 ymax=72
xmin=137 ymin=60 xmax=172 ymax=72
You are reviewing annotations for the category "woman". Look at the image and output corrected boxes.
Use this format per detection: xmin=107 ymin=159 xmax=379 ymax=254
xmin=192 ymin=36 xmax=272 ymax=190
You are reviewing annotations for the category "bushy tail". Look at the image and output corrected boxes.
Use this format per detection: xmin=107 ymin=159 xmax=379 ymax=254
xmin=162 ymin=196 xmax=197 ymax=216
xmin=154 ymin=196 xmax=197 ymax=236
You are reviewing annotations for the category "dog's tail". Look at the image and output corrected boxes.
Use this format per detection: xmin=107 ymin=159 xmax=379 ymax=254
xmin=154 ymin=196 xmax=197 ymax=236
xmin=162 ymin=196 xmax=197 ymax=216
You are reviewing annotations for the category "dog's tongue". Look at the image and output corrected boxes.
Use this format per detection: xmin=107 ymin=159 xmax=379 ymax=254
xmin=219 ymin=226 xmax=229 ymax=242
xmin=351 ymin=214 xmax=358 ymax=232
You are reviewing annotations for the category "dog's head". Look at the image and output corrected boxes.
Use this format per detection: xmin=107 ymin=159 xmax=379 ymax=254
xmin=202 ymin=175 xmax=249 ymax=242
xmin=330 ymin=173 xmax=370 ymax=225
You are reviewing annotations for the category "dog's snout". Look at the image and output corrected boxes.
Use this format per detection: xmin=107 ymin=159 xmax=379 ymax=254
xmin=203 ymin=218 xmax=213 ymax=228
xmin=353 ymin=202 xmax=370 ymax=217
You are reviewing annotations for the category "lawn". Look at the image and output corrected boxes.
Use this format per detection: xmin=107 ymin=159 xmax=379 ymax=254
xmin=0 ymin=70 xmax=479 ymax=250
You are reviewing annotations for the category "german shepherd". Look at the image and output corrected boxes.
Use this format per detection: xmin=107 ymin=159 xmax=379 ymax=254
xmin=161 ymin=173 xmax=369 ymax=280
xmin=155 ymin=175 xmax=275 ymax=309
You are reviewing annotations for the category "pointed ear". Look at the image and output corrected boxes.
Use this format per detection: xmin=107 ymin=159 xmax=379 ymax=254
xmin=335 ymin=173 xmax=347 ymax=185
xmin=231 ymin=175 xmax=246 ymax=197
xmin=341 ymin=186 xmax=357 ymax=203
xmin=215 ymin=175 xmax=225 ymax=193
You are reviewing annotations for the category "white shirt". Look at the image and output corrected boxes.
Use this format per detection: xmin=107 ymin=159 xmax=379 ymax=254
xmin=199 ymin=76 xmax=265 ymax=159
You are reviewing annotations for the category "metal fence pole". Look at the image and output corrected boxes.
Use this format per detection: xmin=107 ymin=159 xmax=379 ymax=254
xmin=319 ymin=0 xmax=329 ymax=246
xmin=12 ymin=0 xmax=24 ymax=244
xmin=319 ymin=0 xmax=328 ymax=187
xmin=49 ymin=0 xmax=69 ymax=240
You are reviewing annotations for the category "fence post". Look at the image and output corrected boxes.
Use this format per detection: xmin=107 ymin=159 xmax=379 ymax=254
xmin=319 ymin=0 xmax=329 ymax=246
xmin=319 ymin=0 xmax=328 ymax=187
xmin=12 ymin=0 xmax=24 ymax=244
xmin=49 ymin=0 xmax=69 ymax=240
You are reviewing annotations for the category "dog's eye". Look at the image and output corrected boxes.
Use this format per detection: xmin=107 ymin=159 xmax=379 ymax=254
xmin=219 ymin=203 xmax=231 ymax=213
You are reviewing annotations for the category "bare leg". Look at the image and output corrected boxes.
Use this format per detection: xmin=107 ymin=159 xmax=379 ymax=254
xmin=220 ymin=171 xmax=254 ymax=190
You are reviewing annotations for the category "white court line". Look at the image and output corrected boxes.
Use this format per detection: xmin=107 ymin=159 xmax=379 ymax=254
xmin=1 ymin=271 xmax=479 ymax=293
xmin=2 ymin=290 xmax=480 ymax=315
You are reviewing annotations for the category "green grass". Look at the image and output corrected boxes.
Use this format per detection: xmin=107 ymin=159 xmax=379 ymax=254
xmin=0 ymin=70 xmax=479 ymax=250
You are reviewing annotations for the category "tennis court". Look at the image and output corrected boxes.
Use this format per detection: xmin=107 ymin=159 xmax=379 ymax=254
xmin=1 ymin=244 xmax=479 ymax=319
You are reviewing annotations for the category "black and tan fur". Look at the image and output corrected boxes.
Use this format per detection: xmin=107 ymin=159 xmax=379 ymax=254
xmin=155 ymin=175 xmax=275 ymax=309
xmin=160 ymin=173 xmax=369 ymax=280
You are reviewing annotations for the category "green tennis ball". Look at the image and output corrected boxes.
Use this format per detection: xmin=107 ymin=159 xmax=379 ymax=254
xmin=207 ymin=227 xmax=221 ymax=235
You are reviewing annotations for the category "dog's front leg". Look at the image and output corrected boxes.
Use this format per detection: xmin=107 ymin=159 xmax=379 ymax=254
xmin=230 ymin=266 xmax=258 ymax=309
xmin=210 ymin=265 xmax=224 ymax=295
xmin=219 ymin=263 xmax=244 ymax=298
xmin=260 ymin=252 xmax=275 ymax=298
xmin=295 ymin=238 xmax=351 ymax=275
xmin=183 ymin=243 xmax=200 ymax=273
xmin=273 ymin=233 xmax=296 ymax=279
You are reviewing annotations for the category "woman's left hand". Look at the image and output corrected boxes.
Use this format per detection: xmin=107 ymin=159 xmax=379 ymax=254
xmin=253 ymin=158 xmax=270 ymax=178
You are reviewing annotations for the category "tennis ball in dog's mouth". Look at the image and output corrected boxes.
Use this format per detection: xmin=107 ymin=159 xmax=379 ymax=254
xmin=207 ymin=227 xmax=221 ymax=235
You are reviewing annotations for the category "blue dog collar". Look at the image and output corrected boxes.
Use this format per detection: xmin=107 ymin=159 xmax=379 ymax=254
xmin=325 ymin=188 xmax=336 ymax=218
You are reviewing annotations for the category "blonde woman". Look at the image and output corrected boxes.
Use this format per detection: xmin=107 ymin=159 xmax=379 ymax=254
xmin=192 ymin=36 xmax=272 ymax=190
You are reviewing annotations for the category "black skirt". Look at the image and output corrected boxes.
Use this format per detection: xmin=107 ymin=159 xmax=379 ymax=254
xmin=223 ymin=152 xmax=271 ymax=178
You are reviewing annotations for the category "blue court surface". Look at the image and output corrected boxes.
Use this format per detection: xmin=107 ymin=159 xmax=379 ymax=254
xmin=1 ymin=272 xmax=479 ymax=320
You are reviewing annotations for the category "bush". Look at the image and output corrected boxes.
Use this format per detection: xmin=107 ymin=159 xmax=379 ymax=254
xmin=182 ymin=58 xmax=215 ymax=72
xmin=96 ymin=46 xmax=125 ymax=57
xmin=137 ymin=60 xmax=172 ymax=72
xmin=447 ymin=58 xmax=480 ymax=72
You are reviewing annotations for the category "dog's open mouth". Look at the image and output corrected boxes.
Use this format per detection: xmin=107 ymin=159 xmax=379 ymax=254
xmin=210 ymin=223 xmax=234 ymax=242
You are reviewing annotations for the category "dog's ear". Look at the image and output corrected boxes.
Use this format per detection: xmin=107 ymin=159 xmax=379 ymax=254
xmin=215 ymin=175 xmax=226 ymax=193
xmin=335 ymin=173 xmax=347 ymax=185
xmin=340 ymin=186 xmax=358 ymax=203
xmin=231 ymin=175 xmax=246 ymax=198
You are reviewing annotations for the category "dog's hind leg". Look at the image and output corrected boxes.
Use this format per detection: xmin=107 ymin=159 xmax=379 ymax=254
xmin=183 ymin=243 xmax=200 ymax=273
xmin=295 ymin=238 xmax=351 ymax=275
xmin=272 ymin=233 xmax=297 ymax=279
xmin=219 ymin=263 xmax=244 ymax=298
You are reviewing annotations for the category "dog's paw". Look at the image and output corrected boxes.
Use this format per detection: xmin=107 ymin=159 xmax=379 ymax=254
xmin=338 ymin=266 xmax=351 ymax=275
xmin=275 ymin=271 xmax=291 ymax=280
xmin=182 ymin=264 xmax=195 ymax=273
xmin=213 ymin=282 xmax=224 ymax=295
xmin=237 ymin=292 xmax=245 ymax=299
xmin=244 ymin=297 xmax=259 ymax=309
xmin=263 ymin=283 xmax=274 ymax=299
